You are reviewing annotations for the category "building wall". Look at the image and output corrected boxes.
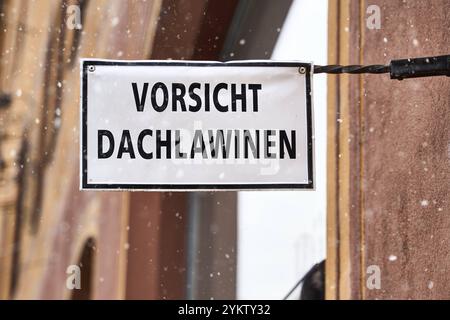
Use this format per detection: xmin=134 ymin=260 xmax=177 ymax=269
xmin=0 ymin=0 xmax=240 ymax=300
xmin=327 ymin=0 xmax=450 ymax=299
xmin=0 ymin=0 xmax=164 ymax=299
xmin=126 ymin=0 xmax=239 ymax=300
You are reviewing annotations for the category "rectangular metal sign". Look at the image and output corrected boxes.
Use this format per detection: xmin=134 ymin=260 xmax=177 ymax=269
xmin=80 ymin=60 xmax=314 ymax=191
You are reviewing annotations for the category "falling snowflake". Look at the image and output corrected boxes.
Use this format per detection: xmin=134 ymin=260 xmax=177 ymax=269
xmin=420 ymin=200 xmax=429 ymax=207
xmin=111 ymin=17 xmax=119 ymax=27
xmin=388 ymin=255 xmax=397 ymax=262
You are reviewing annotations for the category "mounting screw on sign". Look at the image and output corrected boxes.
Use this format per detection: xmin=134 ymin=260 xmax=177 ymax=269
xmin=298 ymin=67 xmax=306 ymax=74
xmin=88 ymin=65 xmax=95 ymax=72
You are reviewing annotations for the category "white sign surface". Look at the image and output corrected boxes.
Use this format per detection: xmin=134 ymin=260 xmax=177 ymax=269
xmin=81 ymin=60 xmax=314 ymax=190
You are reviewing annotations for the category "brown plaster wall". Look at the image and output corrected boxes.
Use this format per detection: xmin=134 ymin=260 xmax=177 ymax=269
xmin=361 ymin=0 xmax=450 ymax=299
xmin=0 ymin=0 xmax=240 ymax=300
xmin=0 ymin=0 xmax=162 ymax=300
xmin=327 ymin=0 xmax=450 ymax=299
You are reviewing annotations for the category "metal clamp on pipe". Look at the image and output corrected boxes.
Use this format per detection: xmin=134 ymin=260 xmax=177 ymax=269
xmin=314 ymin=54 xmax=450 ymax=80
xmin=390 ymin=55 xmax=450 ymax=80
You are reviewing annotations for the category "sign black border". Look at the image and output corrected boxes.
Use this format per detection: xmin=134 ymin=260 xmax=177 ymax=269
xmin=81 ymin=60 xmax=314 ymax=190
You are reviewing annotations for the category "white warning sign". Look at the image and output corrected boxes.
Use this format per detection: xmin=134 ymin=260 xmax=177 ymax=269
xmin=80 ymin=60 xmax=314 ymax=191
